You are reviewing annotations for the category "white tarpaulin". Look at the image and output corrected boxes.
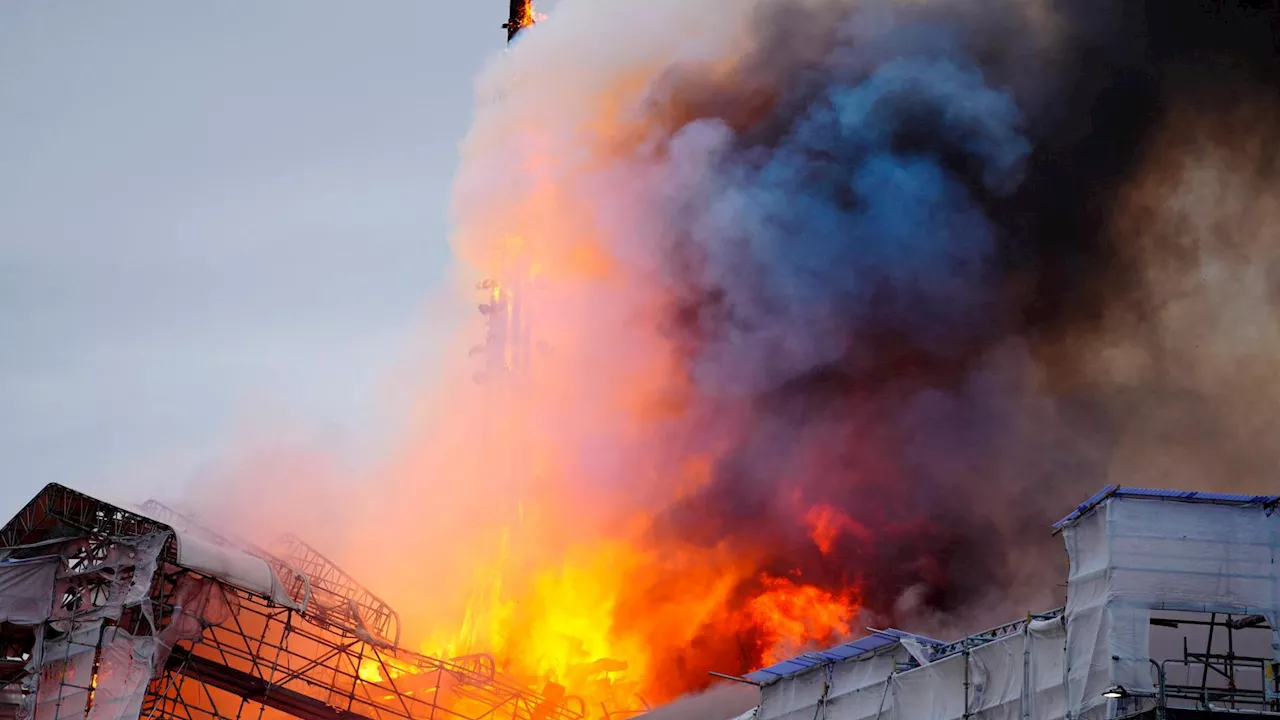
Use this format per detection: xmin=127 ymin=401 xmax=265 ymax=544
xmin=29 ymin=622 xmax=101 ymax=720
xmin=154 ymin=574 xmax=236 ymax=671
xmin=172 ymin=531 xmax=298 ymax=609
xmin=1062 ymin=494 xmax=1280 ymax=718
xmin=0 ymin=559 xmax=58 ymax=626
xmin=17 ymin=534 xmax=168 ymax=720
xmin=754 ymin=619 xmax=1069 ymax=720
xmin=4 ymin=493 xmax=305 ymax=720
xmin=131 ymin=502 xmax=301 ymax=611
xmin=86 ymin=628 xmax=155 ymax=720
xmin=757 ymin=644 xmax=905 ymax=720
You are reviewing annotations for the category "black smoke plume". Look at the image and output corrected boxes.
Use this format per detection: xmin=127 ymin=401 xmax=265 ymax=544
xmin=609 ymin=0 xmax=1280 ymax=691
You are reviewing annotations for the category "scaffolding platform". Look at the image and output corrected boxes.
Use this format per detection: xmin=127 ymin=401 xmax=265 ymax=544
xmin=0 ymin=483 xmax=586 ymax=720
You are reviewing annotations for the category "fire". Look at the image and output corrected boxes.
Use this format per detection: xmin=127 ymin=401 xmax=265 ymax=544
xmin=357 ymin=655 xmax=422 ymax=684
xmin=348 ymin=507 xmax=866 ymax=713
xmin=746 ymin=576 xmax=860 ymax=666
xmin=510 ymin=0 xmax=544 ymax=33
xmin=333 ymin=1 xmax=877 ymax=715
xmin=410 ymin=542 xmax=655 ymax=710
xmin=804 ymin=504 xmax=870 ymax=555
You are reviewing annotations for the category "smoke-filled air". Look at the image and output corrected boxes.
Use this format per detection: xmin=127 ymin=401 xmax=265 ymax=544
xmin=191 ymin=0 xmax=1280 ymax=715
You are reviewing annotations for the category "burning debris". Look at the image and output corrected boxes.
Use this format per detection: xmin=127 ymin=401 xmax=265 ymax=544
xmin=504 ymin=1 xmax=539 ymax=42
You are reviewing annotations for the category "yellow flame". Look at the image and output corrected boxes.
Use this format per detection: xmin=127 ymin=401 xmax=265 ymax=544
xmin=357 ymin=655 xmax=422 ymax=684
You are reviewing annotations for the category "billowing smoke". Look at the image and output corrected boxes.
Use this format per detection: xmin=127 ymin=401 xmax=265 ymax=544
xmin=188 ymin=0 xmax=1280 ymax=710
xmin=451 ymin=0 xmax=1280 ymax=698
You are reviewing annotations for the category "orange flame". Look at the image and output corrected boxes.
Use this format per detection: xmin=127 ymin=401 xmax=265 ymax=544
xmin=805 ymin=503 xmax=870 ymax=555
xmin=358 ymin=655 xmax=422 ymax=684
xmin=746 ymin=577 xmax=859 ymax=666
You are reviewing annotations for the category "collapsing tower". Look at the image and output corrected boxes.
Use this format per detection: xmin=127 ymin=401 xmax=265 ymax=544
xmin=0 ymin=484 xmax=586 ymax=720
xmin=475 ymin=2 xmax=538 ymax=375
xmin=471 ymin=0 xmax=544 ymax=539
xmin=503 ymin=1 xmax=536 ymax=42
xmin=475 ymin=0 xmax=539 ymax=396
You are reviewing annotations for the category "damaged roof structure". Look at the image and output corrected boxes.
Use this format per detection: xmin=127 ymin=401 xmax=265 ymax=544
xmin=719 ymin=487 xmax=1280 ymax=720
xmin=0 ymin=484 xmax=585 ymax=720
xmin=2 ymin=482 xmax=1276 ymax=720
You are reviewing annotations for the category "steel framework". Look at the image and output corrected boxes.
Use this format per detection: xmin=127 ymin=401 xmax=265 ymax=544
xmin=1142 ymin=612 xmax=1280 ymax=715
xmin=0 ymin=484 xmax=586 ymax=720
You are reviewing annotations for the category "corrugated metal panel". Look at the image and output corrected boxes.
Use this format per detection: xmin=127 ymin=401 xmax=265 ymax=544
xmin=1053 ymin=485 xmax=1280 ymax=530
xmin=1051 ymin=485 xmax=1119 ymax=531
xmin=744 ymin=629 xmax=941 ymax=684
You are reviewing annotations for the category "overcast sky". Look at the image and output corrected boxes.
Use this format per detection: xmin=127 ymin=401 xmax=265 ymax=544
xmin=0 ymin=2 xmax=530 ymax=518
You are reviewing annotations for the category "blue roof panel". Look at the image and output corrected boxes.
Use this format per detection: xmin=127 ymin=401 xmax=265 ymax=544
xmin=744 ymin=629 xmax=943 ymax=684
xmin=821 ymin=645 xmax=862 ymax=660
xmin=1053 ymin=485 xmax=1280 ymax=530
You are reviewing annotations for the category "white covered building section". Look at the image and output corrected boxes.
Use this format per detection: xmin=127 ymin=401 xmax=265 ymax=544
xmin=737 ymin=487 xmax=1280 ymax=720
xmin=170 ymin=532 xmax=302 ymax=610
xmin=131 ymin=501 xmax=306 ymax=612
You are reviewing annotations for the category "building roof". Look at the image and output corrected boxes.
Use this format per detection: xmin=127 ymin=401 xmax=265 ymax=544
xmin=1052 ymin=485 xmax=1280 ymax=531
xmin=0 ymin=483 xmax=301 ymax=610
xmin=744 ymin=628 xmax=942 ymax=684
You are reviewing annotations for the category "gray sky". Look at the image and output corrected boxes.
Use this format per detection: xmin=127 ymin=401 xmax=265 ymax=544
xmin=0 ymin=2 xmax=524 ymax=518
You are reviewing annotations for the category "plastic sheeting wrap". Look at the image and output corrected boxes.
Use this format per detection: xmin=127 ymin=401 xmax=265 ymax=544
xmin=48 ymin=534 xmax=168 ymax=633
xmin=30 ymin=622 xmax=101 ymax=720
xmin=1062 ymin=504 xmax=1110 ymax=717
xmin=131 ymin=501 xmax=302 ymax=611
xmin=26 ymin=625 xmax=155 ymax=720
xmin=824 ymin=652 xmax=898 ymax=718
xmin=1061 ymin=495 xmax=1280 ymax=718
xmin=892 ymin=650 xmax=966 ymax=719
xmin=11 ymin=530 xmax=265 ymax=720
xmin=154 ymin=575 xmax=236 ymax=671
xmin=759 ymin=648 xmax=902 ymax=720
xmin=172 ymin=532 xmax=297 ymax=608
xmin=0 ymin=559 xmax=58 ymax=625
xmin=891 ymin=618 xmax=1068 ymax=720
xmin=754 ymin=619 xmax=1069 ymax=720
xmin=15 ymin=534 xmax=169 ymax=720
xmin=86 ymin=629 xmax=155 ymax=720
xmin=1024 ymin=619 xmax=1067 ymax=720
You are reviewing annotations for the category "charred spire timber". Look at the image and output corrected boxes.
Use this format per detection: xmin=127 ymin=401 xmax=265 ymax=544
xmin=503 ymin=0 xmax=535 ymax=42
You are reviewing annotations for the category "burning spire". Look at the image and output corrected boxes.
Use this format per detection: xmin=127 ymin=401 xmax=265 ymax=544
xmin=504 ymin=0 xmax=536 ymax=42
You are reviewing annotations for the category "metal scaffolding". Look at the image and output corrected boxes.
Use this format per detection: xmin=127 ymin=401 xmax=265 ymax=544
xmin=1139 ymin=612 xmax=1280 ymax=715
xmin=0 ymin=484 xmax=587 ymax=720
